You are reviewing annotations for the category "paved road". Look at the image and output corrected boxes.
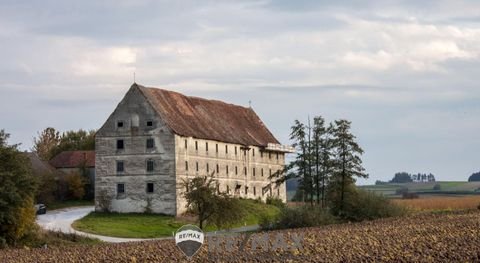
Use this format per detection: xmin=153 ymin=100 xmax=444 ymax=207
xmin=36 ymin=206 xmax=259 ymax=243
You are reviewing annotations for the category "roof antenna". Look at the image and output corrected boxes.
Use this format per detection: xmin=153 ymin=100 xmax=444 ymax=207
xmin=133 ymin=72 xmax=136 ymax=83
xmin=248 ymin=100 xmax=252 ymax=108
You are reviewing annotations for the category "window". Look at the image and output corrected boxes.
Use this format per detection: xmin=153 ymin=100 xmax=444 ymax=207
xmin=227 ymin=185 xmax=230 ymax=194
xmin=196 ymin=162 xmax=199 ymax=172
xmin=269 ymin=152 xmax=272 ymax=159
xmin=261 ymin=152 xmax=263 ymax=158
xmin=116 ymin=161 xmax=124 ymax=173
xmin=195 ymin=141 xmax=198 ymax=150
xmin=252 ymin=149 xmax=255 ymax=157
xmin=117 ymin=121 xmax=124 ymax=128
xmin=146 ymin=138 xmax=155 ymax=149
xmin=216 ymin=164 xmax=219 ymax=173
xmin=207 ymin=163 xmax=209 ymax=173
xmin=245 ymin=186 xmax=248 ymax=194
xmin=225 ymin=145 xmax=228 ymax=154
xmin=244 ymin=167 xmax=247 ymax=175
xmin=216 ymin=144 xmax=218 ymax=153
xmin=117 ymin=139 xmax=124 ymax=150
xmin=277 ymin=188 xmax=280 ymax=196
xmin=147 ymin=183 xmax=154 ymax=193
xmin=147 ymin=160 xmax=154 ymax=172
xmin=261 ymin=168 xmax=264 ymax=177
xmin=235 ymin=166 xmax=238 ymax=175
xmin=185 ymin=161 xmax=188 ymax=171
xmin=226 ymin=165 xmax=229 ymax=175
xmin=253 ymin=168 xmax=256 ymax=176
xmin=235 ymin=146 xmax=237 ymax=155
xmin=269 ymin=169 xmax=272 ymax=176
xmin=117 ymin=183 xmax=125 ymax=194
xmin=146 ymin=120 xmax=153 ymax=127
xmin=254 ymin=187 xmax=256 ymax=196
xmin=206 ymin=142 xmax=208 ymax=152
xmin=244 ymin=150 xmax=247 ymax=156
xmin=276 ymin=153 xmax=279 ymax=160
xmin=185 ymin=139 xmax=188 ymax=149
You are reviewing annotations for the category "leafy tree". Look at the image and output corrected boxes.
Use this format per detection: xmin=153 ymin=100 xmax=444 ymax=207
xmin=182 ymin=175 xmax=244 ymax=229
xmin=390 ymin=172 xmax=413 ymax=183
xmin=0 ymin=130 xmax=37 ymax=245
xmin=32 ymin=128 xmax=95 ymax=160
xmin=32 ymin=127 xmax=61 ymax=161
xmin=65 ymin=173 xmax=85 ymax=200
xmin=329 ymin=120 xmax=367 ymax=213
xmin=468 ymin=172 xmax=480 ymax=182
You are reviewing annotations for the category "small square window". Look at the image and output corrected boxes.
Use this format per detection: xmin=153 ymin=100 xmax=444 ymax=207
xmin=116 ymin=161 xmax=124 ymax=173
xmin=146 ymin=138 xmax=155 ymax=149
xmin=147 ymin=160 xmax=154 ymax=172
xmin=147 ymin=183 xmax=154 ymax=193
xmin=117 ymin=121 xmax=124 ymax=128
xmin=117 ymin=140 xmax=124 ymax=150
xmin=146 ymin=121 xmax=153 ymax=127
xmin=117 ymin=183 xmax=125 ymax=194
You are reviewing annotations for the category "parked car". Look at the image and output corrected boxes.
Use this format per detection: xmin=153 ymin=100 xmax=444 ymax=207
xmin=34 ymin=204 xmax=47 ymax=215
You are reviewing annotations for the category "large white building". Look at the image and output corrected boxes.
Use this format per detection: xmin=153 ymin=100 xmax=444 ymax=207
xmin=95 ymin=83 xmax=293 ymax=215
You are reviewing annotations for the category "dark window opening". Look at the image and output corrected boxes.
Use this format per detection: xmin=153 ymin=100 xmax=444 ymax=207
xmin=216 ymin=164 xmax=219 ymax=173
xmin=117 ymin=183 xmax=125 ymax=194
xmin=147 ymin=183 xmax=154 ymax=193
xmin=146 ymin=138 xmax=155 ymax=149
xmin=227 ymin=185 xmax=230 ymax=193
xmin=261 ymin=152 xmax=263 ymax=158
xmin=147 ymin=160 xmax=154 ymax=172
xmin=253 ymin=168 xmax=255 ymax=176
xmin=276 ymin=153 xmax=279 ymax=160
xmin=235 ymin=146 xmax=237 ymax=155
xmin=185 ymin=139 xmax=188 ymax=149
xmin=235 ymin=166 xmax=238 ymax=175
xmin=226 ymin=165 xmax=229 ymax=175
xmin=117 ymin=121 xmax=124 ymax=128
xmin=206 ymin=142 xmax=208 ymax=152
xmin=245 ymin=186 xmax=248 ymax=194
xmin=146 ymin=120 xmax=153 ymax=127
xmin=269 ymin=169 xmax=272 ymax=177
xmin=117 ymin=140 xmax=124 ymax=150
xmin=244 ymin=167 xmax=247 ymax=175
xmin=216 ymin=144 xmax=218 ymax=153
xmin=261 ymin=168 xmax=264 ymax=177
xmin=196 ymin=162 xmax=199 ymax=172
xmin=116 ymin=161 xmax=124 ymax=173
xmin=253 ymin=149 xmax=255 ymax=156
xmin=185 ymin=161 xmax=188 ymax=171
xmin=277 ymin=188 xmax=280 ymax=196
xmin=195 ymin=141 xmax=198 ymax=150
xmin=225 ymin=145 xmax=228 ymax=154
xmin=207 ymin=163 xmax=209 ymax=173
xmin=254 ymin=187 xmax=256 ymax=196
xmin=269 ymin=152 xmax=272 ymax=159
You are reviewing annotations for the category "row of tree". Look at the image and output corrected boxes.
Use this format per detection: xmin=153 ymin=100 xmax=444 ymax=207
xmin=273 ymin=116 xmax=367 ymax=213
xmin=389 ymin=172 xmax=436 ymax=183
xmin=33 ymin=127 xmax=95 ymax=161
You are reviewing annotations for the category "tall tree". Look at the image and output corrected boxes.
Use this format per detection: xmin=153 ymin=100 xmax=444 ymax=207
xmin=289 ymin=120 xmax=311 ymax=203
xmin=32 ymin=127 xmax=61 ymax=160
xmin=0 ymin=130 xmax=37 ymax=245
xmin=330 ymin=120 xmax=368 ymax=212
xmin=312 ymin=118 xmax=334 ymax=207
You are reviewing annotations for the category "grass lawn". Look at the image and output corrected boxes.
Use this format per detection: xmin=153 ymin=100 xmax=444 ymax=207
xmin=72 ymin=199 xmax=280 ymax=238
xmin=47 ymin=200 xmax=94 ymax=210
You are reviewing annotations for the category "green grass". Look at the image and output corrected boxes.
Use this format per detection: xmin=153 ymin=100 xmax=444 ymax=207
xmin=47 ymin=200 xmax=94 ymax=210
xmin=360 ymin=181 xmax=480 ymax=198
xmin=72 ymin=199 xmax=280 ymax=238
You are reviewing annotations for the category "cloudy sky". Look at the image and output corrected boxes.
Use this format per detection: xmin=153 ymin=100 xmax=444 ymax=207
xmin=1 ymin=0 xmax=479 ymax=183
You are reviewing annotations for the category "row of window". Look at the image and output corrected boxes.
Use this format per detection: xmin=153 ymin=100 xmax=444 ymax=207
xmin=116 ymin=160 xmax=155 ymax=173
xmin=117 ymin=182 xmax=154 ymax=195
xmin=116 ymin=138 xmax=155 ymax=150
xmin=184 ymin=161 xmax=280 ymax=177
xmin=115 ymin=183 xmax=280 ymax=197
xmin=117 ymin=120 xmax=153 ymax=128
xmin=185 ymin=140 xmax=281 ymax=160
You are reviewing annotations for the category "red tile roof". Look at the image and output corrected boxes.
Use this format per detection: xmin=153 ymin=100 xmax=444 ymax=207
xmin=136 ymin=84 xmax=280 ymax=147
xmin=49 ymin=151 xmax=95 ymax=168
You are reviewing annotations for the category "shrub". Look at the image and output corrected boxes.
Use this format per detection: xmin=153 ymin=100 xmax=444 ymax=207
xmin=261 ymin=206 xmax=337 ymax=230
xmin=338 ymin=189 xmax=408 ymax=222
xmin=66 ymin=173 xmax=85 ymax=200
xmin=433 ymin=183 xmax=441 ymax=191
xmin=265 ymin=196 xmax=286 ymax=209
xmin=402 ymin=192 xmax=419 ymax=199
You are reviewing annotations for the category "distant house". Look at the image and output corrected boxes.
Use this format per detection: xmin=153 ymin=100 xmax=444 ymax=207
xmin=49 ymin=150 xmax=95 ymax=177
xmin=95 ymin=83 xmax=294 ymax=215
xmin=25 ymin=152 xmax=58 ymax=176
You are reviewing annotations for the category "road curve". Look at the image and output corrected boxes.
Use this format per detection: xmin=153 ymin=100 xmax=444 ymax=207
xmin=36 ymin=206 xmax=259 ymax=243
